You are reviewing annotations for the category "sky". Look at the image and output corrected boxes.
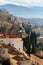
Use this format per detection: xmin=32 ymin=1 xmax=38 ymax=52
xmin=0 ymin=0 xmax=43 ymax=18
xmin=0 ymin=0 xmax=43 ymax=7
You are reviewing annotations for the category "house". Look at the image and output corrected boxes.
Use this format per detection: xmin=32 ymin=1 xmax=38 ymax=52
xmin=37 ymin=37 xmax=43 ymax=43
xmin=0 ymin=33 xmax=23 ymax=53
xmin=32 ymin=28 xmax=43 ymax=37
xmin=0 ymin=38 xmax=23 ymax=53
xmin=0 ymin=44 xmax=8 ymax=60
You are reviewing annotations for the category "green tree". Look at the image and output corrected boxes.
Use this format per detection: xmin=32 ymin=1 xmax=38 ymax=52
xmin=23 ymin=34 xmax=31 ymax=55
xmin=30 ymin=31 xmax=37 ymax=53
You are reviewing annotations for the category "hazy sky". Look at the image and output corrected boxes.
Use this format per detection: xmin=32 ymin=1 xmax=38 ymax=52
xmin=0 ymin=0 xmax=43 ymax=7
xmin=0 ymin=0 xmax=43 ymax=18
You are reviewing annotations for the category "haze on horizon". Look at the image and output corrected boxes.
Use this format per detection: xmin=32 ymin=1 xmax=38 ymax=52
xmin=0 ymin=0 xmax=43 ymax=7
xmin=0 ymin=0 xmax=43 ymax=18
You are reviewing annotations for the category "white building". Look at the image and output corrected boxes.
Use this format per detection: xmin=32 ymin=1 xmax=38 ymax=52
xmin=0 ymin=38 xmax=23 ymax=53
xmin=32 ymin=28 xmax=43 ymax=37
xmin=0 ymin=45 xmax=8 ymax=59
xmin=1 ymin=48 xmax=8 ymax=59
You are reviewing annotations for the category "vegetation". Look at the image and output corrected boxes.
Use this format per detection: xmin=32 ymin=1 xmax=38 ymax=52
xmin=0 ymin=63 xmax=2 ymax=65
xmin=22 ymin=22 xmax=31 ymax=34
xmin=2 ymin=59 xmax=10 ymax=65
xmin=23 ymin=31 xmax=41 ymax=55
xmin=23 ymin=47 xmax=27 ymax=52
xmin=30 ymin=31 xmax=37 ymax=53
xmin=35 ymin=47 xmax=41 ymax=52
xmin=23 ymin=34 xmax=31 ymax=55
xmin=38 ymin=43 xmax=43 ymax=51
xmin=0 ymin=9 xmax=32 ymax=34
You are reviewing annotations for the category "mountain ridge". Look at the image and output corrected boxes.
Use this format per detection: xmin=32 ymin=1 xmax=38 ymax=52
xmin=0 ymin=4 xmax=43 ymax=18
xmin=0 ymin=4 xmax=43 ymax=27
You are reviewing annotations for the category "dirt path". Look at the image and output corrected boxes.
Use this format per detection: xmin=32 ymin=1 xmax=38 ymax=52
xmin=8 ymin=54 xmax=18 ymax=65
xmin=30 ymin=54 xmax=43 ymax=65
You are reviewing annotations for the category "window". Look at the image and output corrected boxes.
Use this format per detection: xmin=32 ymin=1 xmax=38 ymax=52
xmin=19 ymin=48 xmax=20 ymax=50
xmin=8 ymin=43 xmax=11 ymax=46
xmin=12 ymin=44 xmax=14 ymax=46
xmin=3 ymin=50 xmax=5 ymax=54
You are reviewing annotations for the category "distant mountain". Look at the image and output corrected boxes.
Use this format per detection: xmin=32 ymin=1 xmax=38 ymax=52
xmin=0 ymin=4 xmax=43 ymax=27
xmin=0 ymin=4 xmax=30 ymax=18
xmin=0 ymin=4 xmax=43 ymax=18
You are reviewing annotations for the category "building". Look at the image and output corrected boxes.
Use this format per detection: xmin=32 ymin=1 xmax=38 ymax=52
xmin=37 ymin=37 xmax=43 ymax=43
xmin=0 ymin=45 xmax=8 ymax=60
xmin=32 ymin=28 xmax=43 ymax=37
xmin=0 ymin=38 xmax=23 ymax=53
xmin=0 ymin=33 xmax=23 ymax=53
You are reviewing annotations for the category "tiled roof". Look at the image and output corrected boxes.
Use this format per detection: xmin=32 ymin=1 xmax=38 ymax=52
xmin=0 ymin=33 xmax=22 ymax=38
xmin=0 ymin=44 xmax=8 ymax=48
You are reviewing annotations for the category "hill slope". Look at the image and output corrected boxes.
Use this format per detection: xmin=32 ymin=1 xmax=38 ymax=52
xmin=0 ymin=9 xmax=31 ymax=34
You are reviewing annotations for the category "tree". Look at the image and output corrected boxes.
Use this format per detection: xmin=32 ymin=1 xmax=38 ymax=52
xmin=30 ymin=31 xmax=37 ymax=53
xmin=23 ymin=34 xmax=31 ymax=55
xmin=7 ymin=16 xmax=11 ymax=22
xmin=1 ymin=26 xmax=6 ymax=33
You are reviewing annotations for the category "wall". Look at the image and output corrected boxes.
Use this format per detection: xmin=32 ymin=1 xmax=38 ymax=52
xmin=1 ymin=48 xmax=8 ymax=58
xmin=0 ymin=38 xmax=23 ymax=52
xmin=30 ymin=54 xmax=43 ymax=65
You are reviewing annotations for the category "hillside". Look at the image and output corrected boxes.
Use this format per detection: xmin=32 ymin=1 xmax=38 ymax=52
xmin=0 ymin=9 xmax=31 ymax=34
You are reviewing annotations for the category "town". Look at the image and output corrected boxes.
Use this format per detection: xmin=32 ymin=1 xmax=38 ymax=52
xmin=0 ymin=3 xmax=43 ymax=65
xmin=0 ymin=27 xmax=43 ymax=65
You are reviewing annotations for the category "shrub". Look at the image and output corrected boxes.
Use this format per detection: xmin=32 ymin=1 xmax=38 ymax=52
xmin=23 ymin=47 xmax=27 ymax=52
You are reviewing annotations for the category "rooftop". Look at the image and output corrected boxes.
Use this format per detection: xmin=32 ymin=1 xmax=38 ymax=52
xmin=0 ymin=44 xmax=8 ymax=48
xmin=0 ymin=33 xmax=22 ymax=38
xmin=37 ymin=37 xmax=43 ymax=43
xmin=32 ymin=28 xmax=43 ymax=34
